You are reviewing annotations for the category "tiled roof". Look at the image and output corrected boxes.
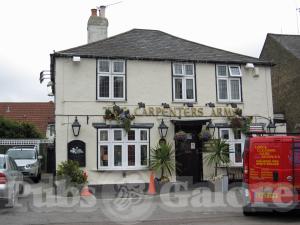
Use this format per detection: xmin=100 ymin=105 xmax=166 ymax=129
xmin=0 ymin=102 xmax=54 ymax=135
xmin=56 ymin=29 xmax=270 ymax=65
xmin=268 ymin=33 xmax=300 ymax=59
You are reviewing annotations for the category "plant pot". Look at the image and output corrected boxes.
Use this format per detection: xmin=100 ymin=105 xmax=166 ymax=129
xmin=212 ymin=175 xmax=228 ymax=192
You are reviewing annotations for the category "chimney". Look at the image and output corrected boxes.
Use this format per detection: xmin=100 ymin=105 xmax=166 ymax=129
xmin=87 ymin=7 xmax=108 ymax=43
xmin=91 ymin=8 xmax=97 ymax=16
xmin=99 ymin=6 xmax=106 ymax=18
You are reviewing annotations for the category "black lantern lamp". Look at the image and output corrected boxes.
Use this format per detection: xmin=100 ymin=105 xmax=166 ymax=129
xmin=267 ymin=119 xmax=276 ymax=133
xmin=72 ymin=116 xmax=81 ymax=137
xmin=206 ymin=120 xmax=216 ymax=136
xmin=158 ymin=119 xmax=168 ymax=144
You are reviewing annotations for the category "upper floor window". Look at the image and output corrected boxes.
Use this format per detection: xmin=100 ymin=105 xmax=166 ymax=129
xmin=97 ymin=60 xmax=126 ymax=101
xmin=216 ymin=65 xmax=242 ymax=102
xmin=172 ymin=63 xmax=196 ymax=102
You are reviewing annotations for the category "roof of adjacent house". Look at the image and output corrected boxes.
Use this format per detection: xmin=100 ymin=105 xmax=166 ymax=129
xmin=55 ymin=29 xmax=270 ymax=65
xmin=0 ymin=102 xmax=54 ymax=135
xmin=267 ymin=33 xmax=300 ymax=60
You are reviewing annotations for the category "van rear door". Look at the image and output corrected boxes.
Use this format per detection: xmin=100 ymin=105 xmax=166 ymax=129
xmin=249 ymin=137 xmax=294 ymax=204
xmin=293 ymin=138 xmax=300 ymax=203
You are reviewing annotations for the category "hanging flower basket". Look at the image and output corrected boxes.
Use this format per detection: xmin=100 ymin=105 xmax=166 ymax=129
xmin=174 ymin=131 xmax=187 ymax=141
xmin=198 ymin=130 xmax=212 ymax=142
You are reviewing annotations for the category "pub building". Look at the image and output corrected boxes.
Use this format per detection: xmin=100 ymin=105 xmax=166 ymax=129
xmin=48 ymin=7 xmax=275 ymax=186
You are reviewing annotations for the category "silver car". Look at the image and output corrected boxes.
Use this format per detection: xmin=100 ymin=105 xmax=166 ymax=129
xmin=7 ymin=146 xmax=42 ymax=183
xmin=0 ymin=154 xmax=23 ymax=208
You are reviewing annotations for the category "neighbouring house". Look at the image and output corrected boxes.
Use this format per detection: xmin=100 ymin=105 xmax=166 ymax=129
xmin=260 ymin=33 xmax=300 ymax=132
xmin=48 ymin=7 xmax=274 ymax=185
xmin=0 ymin=102 xmax=55 ymax=140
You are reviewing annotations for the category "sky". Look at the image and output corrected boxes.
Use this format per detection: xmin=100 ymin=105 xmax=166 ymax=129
xmin=0 ymin=0 xmax=300 ymax=102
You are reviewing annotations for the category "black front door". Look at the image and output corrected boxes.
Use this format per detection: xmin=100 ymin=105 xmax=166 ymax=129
xmin=175 ymin=122 xmax=204 ymax=184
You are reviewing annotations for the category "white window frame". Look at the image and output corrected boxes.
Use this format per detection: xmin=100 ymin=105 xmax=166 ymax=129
xmin=97 ymin=128 xmax=150 ymax=170
xmin=172 ymin=63 xmax=196 ymax=102
xmin=216 ymin=64 xmax=242 ymax=103
xmin=219 ymin=128 xmax=244 ymax=166
xmin=228 ymin=65 xmax=242 ymax=77
xmin=97 ymin=59 xmax=126 ymax=101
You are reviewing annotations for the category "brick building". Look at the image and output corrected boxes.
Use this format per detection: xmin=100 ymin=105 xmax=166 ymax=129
xmin=260 ymin=34 xmax=300 ymax=132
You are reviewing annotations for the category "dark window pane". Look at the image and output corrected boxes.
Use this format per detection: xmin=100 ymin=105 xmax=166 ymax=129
xmin=114 ymin=145 xmax=122 ymax=166
xmin=217 ymin=65 xmax=227 ymax=76
xmin=230 ymin=80 xmax=240 ymax=100
xmin=140 ymin=130 xmax=147 ymax=141
xmin=141 ymin=145 xmax=148 ymax=166
xmin=128 ymin=145 xmax=135 ymax=166
xmin=174 ymin=64 xmax=183 ymax=74
xmin=99 ymin=60 xmax=110 ymax=72
xmin=100 ymin=130 xmax=108 ymax=141
xmin=221 ymin=130 xmax=229 ymax=139
xmin=186 ymin=79 xmax=194 ymax=99
xmin=100 ymin=146 xmax=108 ymax=166
xmin=218 ymin=79 xmax=228 ymax=100
xmin=128 ymin=130 xmax=135 ymax=141
xmin=113 ymin=61 xmax=124 ymax=73
xmin=114 ymin=130 xmax=122 ymax=141
xmin=234 ymin=130 xmax=241 ymax=140
xmin=113 ymin=77 xmax=124 ymax=98
xmin=235 ymin=143 xmax=242 ymax=163
xmin=175 ymin=79 xmax=182 ymax=99
xmin=99 ymin=76 xmax=109 ymax=98
xmin=185 ymin=64 xmax=194 ymax=75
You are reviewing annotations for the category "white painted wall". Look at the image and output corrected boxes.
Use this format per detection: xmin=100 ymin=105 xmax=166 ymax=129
xmin=55 ymin=57 xmax=274 ymax=184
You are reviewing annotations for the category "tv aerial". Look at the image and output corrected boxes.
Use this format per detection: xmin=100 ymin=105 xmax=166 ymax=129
xmin=97 ymin=1 xmax=122 ymax=9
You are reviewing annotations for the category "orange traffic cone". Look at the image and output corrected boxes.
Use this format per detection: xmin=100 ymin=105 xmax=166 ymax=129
xmin=80 ymin=170 xmax=92 ymax=197
xmin=147 ymin=171 xmax=156 ymax=195
xmin=80 ymin=185 xmax=92 ymax=197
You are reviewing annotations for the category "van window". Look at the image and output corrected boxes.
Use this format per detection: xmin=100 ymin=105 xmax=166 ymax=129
xmin=7 ymin=150 xmax=36 ymax=160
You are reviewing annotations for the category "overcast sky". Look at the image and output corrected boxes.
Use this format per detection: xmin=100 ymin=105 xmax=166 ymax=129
xmin=0 ymin=0 xmax=300 ymax=102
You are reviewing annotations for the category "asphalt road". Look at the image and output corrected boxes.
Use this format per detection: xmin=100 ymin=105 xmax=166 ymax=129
xmin=1 ymin=180 xmax=300 ymax=225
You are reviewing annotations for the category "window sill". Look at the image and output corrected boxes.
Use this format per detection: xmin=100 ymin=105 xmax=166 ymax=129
xmin=96 ymin=167 xmax=150 ymax=172
xmin=172 ymin=101 xmax=197 ymax=104
xmin=216 ymin=101 xmax=243 ymax=105
xmin=96 ymin=99 xmax=127 ymax=103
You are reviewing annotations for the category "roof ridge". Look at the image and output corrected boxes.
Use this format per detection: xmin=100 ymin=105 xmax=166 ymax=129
xmin=156 ymin=29 xmax=261 ymax=61
xmin=268 ymin=33 xmax=300 ymax=37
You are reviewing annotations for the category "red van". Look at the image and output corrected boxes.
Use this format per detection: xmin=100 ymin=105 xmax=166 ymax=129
xmin=243 ymin=135 xmax=300 ymax=215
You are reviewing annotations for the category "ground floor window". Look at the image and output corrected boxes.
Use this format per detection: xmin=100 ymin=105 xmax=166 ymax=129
xmin=219 ymin=128 xmax=244 ymax=166
xmin=97 ymin=128 xmax=150 ymax=170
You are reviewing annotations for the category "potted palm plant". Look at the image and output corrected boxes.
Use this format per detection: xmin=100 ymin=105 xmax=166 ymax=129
xmin=204 ymin=139 xmax=230 ymax=192
xmin=150 ymin=142 xmax=175 ymax=193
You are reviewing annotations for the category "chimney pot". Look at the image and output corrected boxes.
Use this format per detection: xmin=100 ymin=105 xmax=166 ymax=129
xmin=99 ymin=5 xmax=106 ymax=18
xmin=91 ymin=9 xmax=97 ymax=16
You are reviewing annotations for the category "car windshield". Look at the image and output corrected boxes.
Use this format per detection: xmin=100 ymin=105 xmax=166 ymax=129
xmin=0 ymin=157 xmax=5 ymax=169
xmin=7 ymin=150 xmax=36 ymax=160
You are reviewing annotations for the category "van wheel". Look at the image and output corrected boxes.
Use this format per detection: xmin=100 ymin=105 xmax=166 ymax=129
xmin=243 ymin=206 xmax=254 ymax=216
xmin=32 ymin=173 xmax=41 ymax=183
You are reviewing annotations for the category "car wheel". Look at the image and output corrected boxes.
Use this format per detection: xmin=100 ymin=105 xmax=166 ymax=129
xmin=32 ymin=173 xmax=41 ymax=183
xmin=18 ymin=183 xmax=24 ymax=195
xmin=6 ymin=187 xmax=16 ymax=208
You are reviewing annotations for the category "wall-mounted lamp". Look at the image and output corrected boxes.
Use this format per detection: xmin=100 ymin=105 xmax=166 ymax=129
xmin=158 ymin=119 xmax=168 ymax=144
xmin=206 ymin=120 xmax=216 ymax=136
xmin=161 ymin=103 xmax=170 ymax=108
xmin=183 ymin=102 xmax=194 ymax=107
xmin=245 ymin=63 xmax=255 ymax=69
xmin=205 ymin=102 xmax=215 ymax=108
xmin=73 ymin=56 xmax=81 ymax=62
xmin=72 ymin=116 xmax=81 ymax=137
xmin=267 ymin=119 xmax=276 ymax=133
xmin=138 ymin=102 xmax=145 ymax=108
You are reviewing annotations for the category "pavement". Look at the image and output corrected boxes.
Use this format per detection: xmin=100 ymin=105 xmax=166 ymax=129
xmin=1 ymin=175 xmax=300 ymax=225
